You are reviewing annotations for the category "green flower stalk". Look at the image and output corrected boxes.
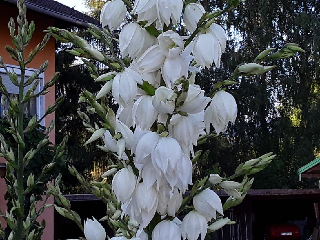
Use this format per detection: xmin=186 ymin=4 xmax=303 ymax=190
xmin=0 ymin=0 xmax=66 ymax=239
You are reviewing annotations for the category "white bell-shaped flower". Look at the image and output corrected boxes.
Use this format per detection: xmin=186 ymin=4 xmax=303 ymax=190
xmin=84 ymin=217 xmax=106 ymax=240
xmin=104 ymin=130 xmax=127 ymax=159
xmin=158 ymin=30 xmax=184 ymax=58
xmin=133 ymin=0 xmax=182 ymax=30
xmin=162 ymin=56 xmax=189 ymax=88
xmin=157 ymin=183 xmax=171 ymax=215
xmin=183 ymin=3 xmax=206 ymax=32
xmin=132 ymin=0 xmax=157 ymax=27
xmin=110 ymin=237 xmax=128 ymax=240
xmin=167 ymin=187 xmax=183 ymax=217
xmin=179 ymin=84 xmax=211 ymax=114
xmin=156 ymin=0 xmax=183 ymax=29
xmin=152 ymin=86 xmax=177 ymax=114
xmin=152 ymin=136 xmax=182 ymax=174
xmin=133 ymin=130 xmax=159 ymax=164
xmin=133 ymin=96 xmax=158 ymax=129
xmin=121 ymin=197 xmax=141 ymax=227
xmin=104 ymin=130 xmax=118 ymax=153
xmin=193 ymin=23 xmax=227 ymax=68
xmin=136 ymin=230 xmax=148 ymax=240
xmin=112 ymin=167 xmax=137 ymax=203
xmin=157 ymin=184 xmax=182 ymax=216
xmin=193 ymin=188 xmax=223 ymax=221
xmin=117 ymin=104 xmax=134 ymax=128
xmin=204 ymin=90 xmax=237 ymax=134
xmin=169 ymin=114 xmax=200 ymax=154
xmin=193 ymin=33 xmax=217 ymax=68
xmin=112 ymin=68 xmax=143 ymax=107
xmin=119 ymin=23 xmax=155 ymax=59
xmin=116 ymin=120 xmax=134 ymax=149
xmin=152 ymin=220 xmax=182 ymax=240
xmin=141 ymin=159 xmax=164 ymax=189
xmin=130 ymin=61 xmax=161 ymax=87
xmin=132 ymin=128 xmax=152 ymax=156
xmin=176 ymin=153 xmax=193 ymax=193
xmin=137 ymin=45 xmax=166 ymax=73
xmin=134 ymin=182 xmax=158 ymax=228
xmin=208 ymin=23 xmax=227 ymax=54
xmin=100 ymin=0 xmax=127 ymax=30
xmin=181 ymin=211 xmax=207 ymax=240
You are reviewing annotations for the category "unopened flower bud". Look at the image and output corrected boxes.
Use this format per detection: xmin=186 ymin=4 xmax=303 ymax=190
xmin=220 ymin=181 xmax=242 ymax=190
xmin=101 ymin=168 xmax=117 ymax=178
xmin=27 ymin=174 xmax=34 ymax=187
xmin=208 ymin=218 xmax=234 ymax=232
xmin=209 ymin=174 xmax=223 ymax=185
xmin=237 ymin=63 xmax=275 ymax=75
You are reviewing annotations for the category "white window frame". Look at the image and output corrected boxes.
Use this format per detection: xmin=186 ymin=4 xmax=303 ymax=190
xmin=0 ymin=64 xmax=45 ymax=126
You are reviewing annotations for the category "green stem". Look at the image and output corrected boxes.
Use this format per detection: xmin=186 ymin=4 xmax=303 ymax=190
xmin=16 ymin=63 xmax=25 ymax=240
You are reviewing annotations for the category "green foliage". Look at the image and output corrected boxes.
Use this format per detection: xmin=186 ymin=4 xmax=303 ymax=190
xmin=0 ymin=117 xmax=63 ymax=237
xmin=194 ymin=0 xmax=320 ymax=189
xmin=0 ymin=0 xmax=69 ymax=238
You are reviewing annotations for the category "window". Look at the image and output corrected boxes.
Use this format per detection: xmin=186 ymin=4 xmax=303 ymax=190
xmin=0 ymin=64 xmax=45 ymax=125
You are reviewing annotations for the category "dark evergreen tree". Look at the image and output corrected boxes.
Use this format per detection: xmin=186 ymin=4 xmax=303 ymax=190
xmin=55 ymin=44 xmax=113 ymax=192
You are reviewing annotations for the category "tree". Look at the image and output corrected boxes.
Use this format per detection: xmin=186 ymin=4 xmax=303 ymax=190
xmin=55 ymin=44 xmax=114 ymax=192
xmin=195 ymin=0 xmax=320 ymax=188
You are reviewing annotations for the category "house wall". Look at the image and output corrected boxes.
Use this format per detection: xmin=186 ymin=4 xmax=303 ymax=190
xmin=0 ymin=2 xmax=56 ymax=239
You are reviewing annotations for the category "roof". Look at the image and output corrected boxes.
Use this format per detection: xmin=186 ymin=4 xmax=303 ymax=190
xmin=4 ymin=0 xmax=100 ymax=28
xmin=297 ymin=156 xmax=320 ymax=180
xmin=64 ymin=189 xmax=320 ymax=202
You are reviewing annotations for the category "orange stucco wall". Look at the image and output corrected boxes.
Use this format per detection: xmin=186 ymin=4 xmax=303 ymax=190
xmin=0 ymin=2 xmax=56 ymax=239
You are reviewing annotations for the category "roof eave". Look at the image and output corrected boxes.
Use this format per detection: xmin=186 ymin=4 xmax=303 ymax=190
xmin=4 ymin=0 xmax=96 ymax=28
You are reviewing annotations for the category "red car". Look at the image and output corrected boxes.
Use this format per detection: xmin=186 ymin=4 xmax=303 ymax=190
xmin=266 ymin=224 xmax=301 ymax=240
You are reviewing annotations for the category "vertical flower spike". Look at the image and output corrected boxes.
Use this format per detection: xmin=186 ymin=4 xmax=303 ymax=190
xmin=152 ymin=220 xmax=182 ymax=240
xmin=184 ymin=3 xmax=206 ymax=32
xmin=181 ymin=211 xmax=207 ymax=240
xmin=84 ymin=217 xmax=106 ymax=240
xmin=204 ymin=90 xmax=237 ymax=134
xmin=100 ymin=0 xmax=127 ymax=30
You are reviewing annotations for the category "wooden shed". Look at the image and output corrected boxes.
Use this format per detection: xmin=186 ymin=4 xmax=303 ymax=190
xmin=298 ymin=157 xmax=320 ymax=181
xmin=55 ymin=190 xmax=320 ymax=240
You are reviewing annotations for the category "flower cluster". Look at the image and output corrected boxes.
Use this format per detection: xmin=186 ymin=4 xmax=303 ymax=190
xmin=84 ymin=0 xmax=248 ymax=239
